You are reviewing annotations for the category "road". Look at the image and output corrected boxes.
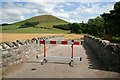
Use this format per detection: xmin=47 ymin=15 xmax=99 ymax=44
xmin=3 ymin=42 xmax=119 ymax=78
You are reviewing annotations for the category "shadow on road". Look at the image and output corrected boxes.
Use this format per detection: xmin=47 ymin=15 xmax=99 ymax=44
xmin=27 ymin=60 xmax=69 ymax=65
xmin=48 ymin=62 xmax=69 ymax=65
xmin=82 ymin=42 xmax=118 ymax=73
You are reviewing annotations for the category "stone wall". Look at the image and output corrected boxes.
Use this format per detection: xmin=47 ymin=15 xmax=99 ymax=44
xmin=1 ymin=35 xmax=64 ymax=67
xmin=84 ymin=35 xmax=120 ymax=72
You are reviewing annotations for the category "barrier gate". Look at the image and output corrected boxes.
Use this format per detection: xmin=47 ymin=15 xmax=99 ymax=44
xmin=36 ymin=40 xmax=82 ymax=67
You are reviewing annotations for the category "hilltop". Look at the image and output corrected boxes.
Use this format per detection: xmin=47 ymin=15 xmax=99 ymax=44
xmin=13 ymin=15 xmax=69 ymax=27
xmin=2 ymin=15 xmax=70 ymax=33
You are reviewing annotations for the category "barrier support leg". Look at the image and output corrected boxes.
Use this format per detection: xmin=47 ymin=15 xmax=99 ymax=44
xmin=41 ymin=43 xmax=47 ymax=65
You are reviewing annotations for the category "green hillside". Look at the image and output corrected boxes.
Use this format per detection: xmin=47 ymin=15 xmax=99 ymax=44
xmin=2 ymin=15 xmax=70 ymax=33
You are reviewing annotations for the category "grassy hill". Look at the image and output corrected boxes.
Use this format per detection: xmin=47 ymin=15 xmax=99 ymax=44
xmin=2 ymin=15 xmax=70 ymax=33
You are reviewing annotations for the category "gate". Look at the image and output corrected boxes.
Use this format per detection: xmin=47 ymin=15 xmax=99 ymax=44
xmin=36 ymin=40 xmax=82 ymax=67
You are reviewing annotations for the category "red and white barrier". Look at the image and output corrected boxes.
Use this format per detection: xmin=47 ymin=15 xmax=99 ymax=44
xmin=39 ymin=41 xmax=82 ymax=45
xmin=36 ymin=40 xmax=82 ymax=67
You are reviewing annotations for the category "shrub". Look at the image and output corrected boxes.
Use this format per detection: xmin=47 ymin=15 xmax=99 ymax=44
xmin=19 ymin=22 xmax=39 ymax=28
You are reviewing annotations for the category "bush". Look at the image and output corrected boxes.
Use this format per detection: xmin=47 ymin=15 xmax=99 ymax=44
xmin=53 ymin=24 xmax=70 ymax=30
xmin=70 ymin=23 xmax=80 ymax=33
xmin=78 ymin=30 xmax=82 ymax=33
xmin=19 ymin=22 xmax=39 ymax=28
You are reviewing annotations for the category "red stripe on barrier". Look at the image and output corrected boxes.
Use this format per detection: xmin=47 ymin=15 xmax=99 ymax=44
xmin=61 ymin=41 xmax=67 ymax=44
xmin=40 ymin=41 xmax=45 ymax=44
xmin=73 ymin=42 xmax=79 ymax=45
xmin=50 ymin=41 xmax=56 ymax=44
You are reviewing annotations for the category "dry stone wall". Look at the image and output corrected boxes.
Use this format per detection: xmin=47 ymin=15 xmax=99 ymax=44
xmin=84 ymin=35 xmax=120 ymax=72
xmin=1 ymin=35 xmax=64 ymax=67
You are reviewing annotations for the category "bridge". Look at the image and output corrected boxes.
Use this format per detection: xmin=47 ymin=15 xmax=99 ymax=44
xmin=1 ymin=35 xmax=119 ymax=78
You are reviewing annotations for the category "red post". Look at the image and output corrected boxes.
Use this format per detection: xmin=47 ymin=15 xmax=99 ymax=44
xmin=44 ymin=44 xmax=46 ymax=57
xmin=43 ymin=39 xmax=46 ymax=57
xmin=72 ymin=44 xmax=73 ymax=58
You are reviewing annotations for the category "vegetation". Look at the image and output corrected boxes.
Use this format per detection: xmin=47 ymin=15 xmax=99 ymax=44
xmin=53 ymin=16 xmax=104 ymax=35
xmin=111 ymin=37 xmax=120 ymax=43
xmin=2 ymin=25 xmax=20 ymax=30
xmin=2 ymin=15 xmax=69 ymax=33
xmin=53 ymin=24 xmax=70 ymax=30
xmin=1 ymin=2 xmax=120 ymax=42
xmin=13 ymin=15 xmax=69 ymax=28
xmin=101 ymin=1 xmax=120 ymax=37
xmin=2 ymin=27 xmax=69 ymax=33
xmin=0 ymin=23 xmax=11 ymax=26
xmin=53 ymin=1 xmax=120 ymax=42
xmin=70 ymin=23 xmax=81 ymax=34
xmin=85 ymin=16 xmax=105 ymax=35
xmin=19 ymin=22 xmax=39 ymax=28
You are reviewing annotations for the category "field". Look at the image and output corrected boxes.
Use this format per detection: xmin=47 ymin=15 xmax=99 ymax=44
xmin=2 ymin=26 xmax=70 ymax=33
xmin=1 ymin=15 xmax=84 ymax=43
xmin=1 ymin=33 xmax=84 ymax=43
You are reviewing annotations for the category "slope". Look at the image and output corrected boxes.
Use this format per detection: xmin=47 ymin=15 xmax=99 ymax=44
xmin=2 ymin=15 xmax=70 ymax=33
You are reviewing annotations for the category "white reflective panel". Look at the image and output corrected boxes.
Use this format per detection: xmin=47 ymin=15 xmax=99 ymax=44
xmin=79 ymin=41 xmax=81 ymax=45
xmin=56 ymin=41 xmax=61 ymax=44
xmin=38 ymin=40 xmax=40 ymax=44
xmin=68 ymin=41 xmax=72 ymax=45
xmin=37 ymin=55 xmax=81 ymax=61
xmin=45 ymin=41 xmax=50 ymax=44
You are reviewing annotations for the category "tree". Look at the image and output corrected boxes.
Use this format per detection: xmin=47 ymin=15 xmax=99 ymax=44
xmin=87 ymin=16 xmax=105 ymax=35
xmin=101 ymin=1 xmax=120 ymax=37
xmin=70 ymin=23 xmax=80 ymax=33
xmin=80 ymin=23 xmax=89 ymax=34
xmin=53 ymin=24 xmax=70 ymax=30
xmin=19 ymin=22 xmax=39 ymax=28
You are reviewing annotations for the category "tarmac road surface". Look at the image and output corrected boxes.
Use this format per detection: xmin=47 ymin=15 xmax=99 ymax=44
xmin=4 ymin=42 xmax=119 ymax=78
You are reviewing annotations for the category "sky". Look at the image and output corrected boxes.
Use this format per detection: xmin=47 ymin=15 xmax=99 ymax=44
xmin=0 ymin=0 xmax=119 ymax=24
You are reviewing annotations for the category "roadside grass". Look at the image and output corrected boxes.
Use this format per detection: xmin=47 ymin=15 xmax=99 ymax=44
xmin=93 ymin=34 xmax=120 ymax=44
xmin=2 ymin=68 xmax=9 ymax=76
xmin=0 ymin=42 xmax=7 ymax=44
xmin=110 ymin=37 xmax=120 ymax=43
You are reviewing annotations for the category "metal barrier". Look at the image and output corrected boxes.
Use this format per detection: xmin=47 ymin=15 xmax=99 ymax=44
xmin=36 ymin=40 xmax=82 ymax=67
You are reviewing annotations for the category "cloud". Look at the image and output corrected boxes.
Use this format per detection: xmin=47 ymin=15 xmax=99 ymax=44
xmin=1 ymin=2 xmax=72 ymax=23
xmin=1 ymin=2 xmax=115 ymax=24
xmin=57 ymin=5 xmax=64 ymax=8
xmin=1 ymin=0 xmax=119 ymax=2
xmin=2 ymin=12 xmax=25 ymax=23
xmin=1 ymin=3 xmax=39 ymax=23
xmin=87 ymin=3 xmax=90 ymax=7
xmin=16 ymin=3 xmax=23 ymax=6
xmin=53 ymin=12 xmax=70 ymax=18
xmin=75 ymin=3 xmax=114 ymax=15
xmin=20 ymin=16 xmax=25 ymax=20
xmin=64 ymin=18 xmax=85 ymax=23
xmin=1 ymin=2 xmax=58 ymax=23
xmin=66 ymin=3 xmax=71 ymax=6
xmin=59 ymin=9 xmax=64 ymax=12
